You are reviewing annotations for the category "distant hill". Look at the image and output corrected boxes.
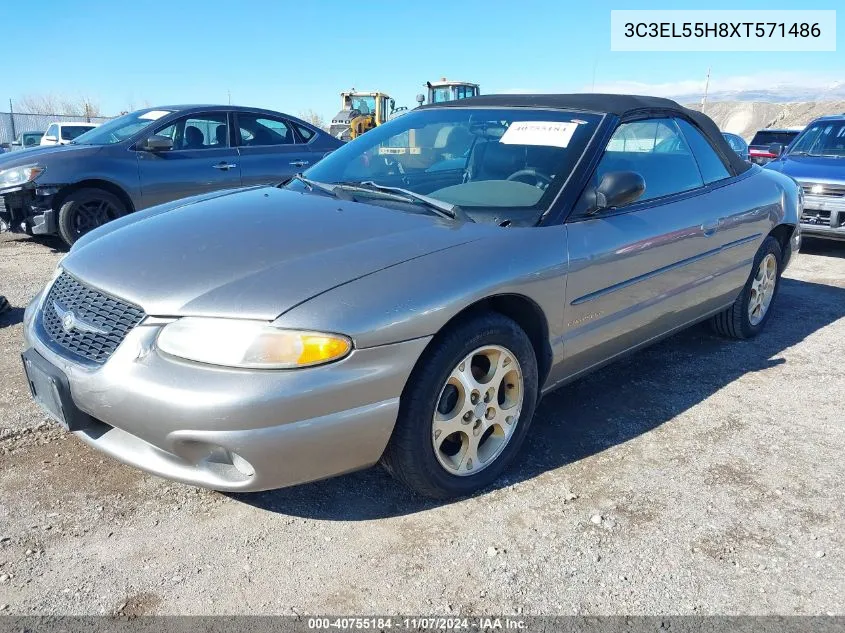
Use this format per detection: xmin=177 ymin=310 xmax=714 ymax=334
xmin=673 ymin=81 xmax=845 ymax=105
xmin=685 ymin=101 xmax=845 ymax=141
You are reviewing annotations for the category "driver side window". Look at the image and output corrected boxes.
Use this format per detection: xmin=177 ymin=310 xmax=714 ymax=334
xmin=152 ymin=113 xmax=228 ymax=151
xmin=597 ymin=118 xmax=704 ymax=203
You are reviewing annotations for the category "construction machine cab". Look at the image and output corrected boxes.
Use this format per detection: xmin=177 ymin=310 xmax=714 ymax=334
xmin=330 ymin=91 xmax=395 ymax=141
xmin=422 ymin=79 xmax=481 ymax=105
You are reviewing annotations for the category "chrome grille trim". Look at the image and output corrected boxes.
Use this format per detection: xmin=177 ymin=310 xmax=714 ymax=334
xmin=39 ymin=271 xmax=145 ymax=364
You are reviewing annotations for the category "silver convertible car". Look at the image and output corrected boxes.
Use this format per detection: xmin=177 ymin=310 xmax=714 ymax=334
xmin=22 ymin=94 xmax=802 ymax=499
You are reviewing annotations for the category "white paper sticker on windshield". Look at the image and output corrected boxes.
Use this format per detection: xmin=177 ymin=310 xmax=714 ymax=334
xmin=499 ymin=121 xmax=578 ymax=148
xmin=139 ymin=110 xmax=172 ymax=121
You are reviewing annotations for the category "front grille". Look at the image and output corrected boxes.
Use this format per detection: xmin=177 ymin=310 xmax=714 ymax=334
xmin=799 ymin=182 xmax=845 ymax=198
xmin=40 ymin=272 xmax=145 ymax=364
xmin=802 ymin=210 xmax=832 ymax=226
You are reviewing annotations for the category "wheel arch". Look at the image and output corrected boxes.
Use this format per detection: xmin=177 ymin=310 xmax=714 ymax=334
xmin=53 ymin=179 xmax=136 ymax=214
xmin=419 ymin=293 xmax=553 ymax=389
xmin=768 ymin=223 xmax=796 ymax=266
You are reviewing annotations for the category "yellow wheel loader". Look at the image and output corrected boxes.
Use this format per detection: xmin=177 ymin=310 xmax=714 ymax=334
xmin=329 ymin=91 xmax=397 ymax=141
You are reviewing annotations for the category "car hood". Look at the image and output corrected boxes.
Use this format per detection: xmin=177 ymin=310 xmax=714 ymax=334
xmin=63 ymin=187 xmax=483 ymax=320
xmin=0 ymin=142 xmax=101 ymax=168
xmin=765 ymin=154 xmax=845 ymax=181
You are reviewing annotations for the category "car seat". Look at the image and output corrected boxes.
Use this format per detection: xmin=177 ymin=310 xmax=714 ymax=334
xmin=214 ymin=125 xmax=227 ymax=147
xmin=466 ymin=141 xmax=526 ymax=181
xmin=184 ymin=126 xmax=205 ymax=150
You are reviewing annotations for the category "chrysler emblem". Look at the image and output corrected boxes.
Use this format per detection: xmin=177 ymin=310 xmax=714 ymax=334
xmin=53 ymin=301 xmax=109 ymax=335
xmin=811 ymin=184 xmax=824 ymax=194
xmin=61 ymin=311 xmax=76 ymax=332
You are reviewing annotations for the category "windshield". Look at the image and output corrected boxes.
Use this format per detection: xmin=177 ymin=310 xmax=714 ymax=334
xmin=293 ymin=107 xmax=602 ymax=224
xmin=351 ymin=96 xmax=376 ymax=115
xmin=60 ymin=125 xmax=95 ymax=141
xmin=787 ymin=120 xmax=845 ymax=157
xmin=71 ymin=108 xmax=174 ymax=145
xmin=430 ymin=88 xmax=452 ymax=103
xmin=750 ymin=130 xmax=800 ymax=146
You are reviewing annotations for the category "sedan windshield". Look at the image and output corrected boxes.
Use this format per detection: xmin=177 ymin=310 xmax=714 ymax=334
xmin=788 ymin=120 xmax=845 ymax=157
xmin=71 ymin=108 xmax=174 ymax=145
xmin=293 ymin=107 xmax=601 ymax=224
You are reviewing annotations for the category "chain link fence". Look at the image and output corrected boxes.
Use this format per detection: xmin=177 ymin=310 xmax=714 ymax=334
xmin=1 ymin=111 xmax=114 ymax=145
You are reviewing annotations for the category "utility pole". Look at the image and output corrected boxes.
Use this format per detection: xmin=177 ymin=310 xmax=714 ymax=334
xmin=700 ymin=67 xmax=711 ymax=112
xmin=227 ymin=90 xmax=231 ymax=105
xmin=9 ymin=98 xmax=15 ymax=139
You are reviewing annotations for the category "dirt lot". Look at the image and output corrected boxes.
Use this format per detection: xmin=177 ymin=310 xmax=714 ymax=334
xmin=0 ymin=232 xmax=843 ymax=616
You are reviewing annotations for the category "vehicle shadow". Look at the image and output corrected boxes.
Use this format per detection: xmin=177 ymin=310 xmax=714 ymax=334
xmin=800 ymin=237 xmax=845 ymax=259
xmin=2 ymin=234 xmax=66 ymax=253
xmin=232 ymin=277 xmax=845 ymax=520
xmin=0 ymin=307 xmax=25 ymax=329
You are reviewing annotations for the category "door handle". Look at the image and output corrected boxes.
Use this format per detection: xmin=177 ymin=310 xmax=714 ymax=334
xmin=213 ymin=162 xmax=237 ymax=170
xmin=289 ymin=160 xmax=310 ymax=167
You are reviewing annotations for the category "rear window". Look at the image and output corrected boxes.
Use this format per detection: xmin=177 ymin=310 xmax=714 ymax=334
xmin=750 ymin=130 xmax=800 ymax=146
xmin=61 ymin=125 xmax=96 ymax=140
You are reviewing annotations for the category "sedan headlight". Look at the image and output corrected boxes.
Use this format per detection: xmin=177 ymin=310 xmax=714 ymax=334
xmin=0 ymin=164 xmax=45 ymax=189
xmin=156 ymin=318 xmax=352 ymax=369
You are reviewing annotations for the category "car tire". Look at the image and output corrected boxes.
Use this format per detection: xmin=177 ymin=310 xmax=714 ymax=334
xmin=711 ymin=235 xmax=783 ymax=339
xmin=382 ymin=312 xmax=539 ymax=499
xmin=57 ymin=188 xmax=128 ymax=247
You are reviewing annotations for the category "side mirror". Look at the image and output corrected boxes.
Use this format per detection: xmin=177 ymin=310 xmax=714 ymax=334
xmin=588 ymin=171 xmax=646 ymax=214
xmin=768 ymin=143 xmax=783 ymax=157
xmin=141 ymin=135 xmax=174 ymax=152
xmin=43 ymin=135 xmax=57 ymax=143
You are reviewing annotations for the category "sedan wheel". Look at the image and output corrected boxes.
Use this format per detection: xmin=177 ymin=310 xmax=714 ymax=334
xmin=711 ymin=235 xmax=783 ymax=339
xmin=433 ymin=345 xmax=524 ymax=476
xmin=748 ymin=253 xmax=778 ymax=326
xmin=382 ymin=313 xmax=539 ymax=499
xmin=57 ymin=188 xmax=128 ymax=247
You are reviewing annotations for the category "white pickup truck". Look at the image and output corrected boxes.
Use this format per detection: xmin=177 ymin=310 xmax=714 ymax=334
xmin=40 ymin=121 xmax=99 ymax=146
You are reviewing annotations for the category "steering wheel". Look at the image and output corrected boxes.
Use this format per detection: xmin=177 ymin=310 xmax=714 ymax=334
xmin=506 ymin=169 xmax=552 ymax=189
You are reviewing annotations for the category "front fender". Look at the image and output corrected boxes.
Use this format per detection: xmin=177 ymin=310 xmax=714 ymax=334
xmin=762 ymin=167 xmax=801 ymax=227
xmin=274 ymin=225 xmax=570 ymax=350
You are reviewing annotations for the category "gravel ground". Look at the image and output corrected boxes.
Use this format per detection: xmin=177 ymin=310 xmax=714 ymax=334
xmin=0 ymin=232 xmax=843 ymax=616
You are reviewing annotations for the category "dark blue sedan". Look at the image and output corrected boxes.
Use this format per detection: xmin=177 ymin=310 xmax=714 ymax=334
xmin=0 ymin=105 xmax=343 ymax=246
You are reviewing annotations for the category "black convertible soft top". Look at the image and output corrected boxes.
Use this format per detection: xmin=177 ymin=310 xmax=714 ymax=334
xmin=421 ymin=93 xmax=750 ymax=176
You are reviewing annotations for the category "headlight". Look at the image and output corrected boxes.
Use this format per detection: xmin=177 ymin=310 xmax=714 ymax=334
xmin=156 ymin=318 xmax=352 ymax=369
xmin=0 ymin=164 xmax=45 ymax=189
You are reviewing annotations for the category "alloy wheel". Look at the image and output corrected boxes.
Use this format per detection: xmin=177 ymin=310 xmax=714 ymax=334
xmin=432 ymin=345 xmax=524 ymax=476
xmin=71 ymin=199 xmax=119 ymax=237
xmin=748 ymin=253 xmax=778 ymax=326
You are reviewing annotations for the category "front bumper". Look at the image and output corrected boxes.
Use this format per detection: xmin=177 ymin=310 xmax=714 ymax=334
xmin=0 ymin=185 xmax=59 ymax=235
xmin=23 ymin=298 xmax=430 ymax=491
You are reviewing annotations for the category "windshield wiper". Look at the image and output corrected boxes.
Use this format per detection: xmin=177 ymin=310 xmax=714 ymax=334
xmin=338 ymin=181 xmax=457 ymax=219
xmin=287 ymin=174 xmax=349 ymax=198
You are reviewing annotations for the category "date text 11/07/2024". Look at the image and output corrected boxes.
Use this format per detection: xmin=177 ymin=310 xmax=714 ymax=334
xmin=307 ymin=617 xmax=527 ymax=630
